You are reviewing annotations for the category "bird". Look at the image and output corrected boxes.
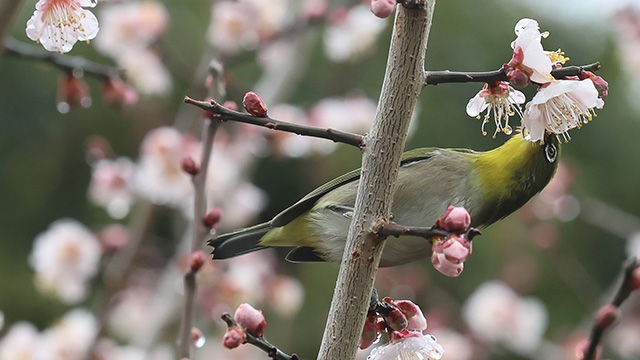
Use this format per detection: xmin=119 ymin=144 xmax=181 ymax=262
xmin=209 ymin=133 xmax=560 ymax=267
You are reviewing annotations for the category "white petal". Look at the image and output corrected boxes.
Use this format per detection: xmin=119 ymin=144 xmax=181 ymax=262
xmin=508 ymin=88 xmax=526 ymax=104
xmin=514 ymin=18 xmax=539 ymax=36
xmin=532 ymin=80 xmax=579 ymax=104
xmin=466 ymin=91 xmax=489 ymax=117
xmin=522 ymin=103 xmax=546 ymax=142
xmin=568 ymin=79 xmax=599 ymax=109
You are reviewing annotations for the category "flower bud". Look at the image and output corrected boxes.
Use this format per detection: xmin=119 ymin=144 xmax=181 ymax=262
xmin=233 ymin=303 xmax=267 ymax=337
xmin=579 ymin=71 xmax=608 ymax=98
xmin=190 ymin=250 xmax=206 ymax=272
xmin=223 ymin=326 xmax=246 ymax=349
xmin=431 ymin=252 xmax=464 ymax=277
xmin=370 ymin=0 xmax=396 ymax=18
xmin=102 ymin=77 xmax=138 ymax=106
xmin=506 ymin=68 xmax=530 ymax=89
xmin=360 ymin=315 xmax=379 ymax=350
xmin=436 ymin=206 xmax=471 ymax=232
xmin=384 ymin=308 xmax=408 ymax=332
xmin=242 ymin=92 xmax=268 ymax=117
xmin=442 ymin=235 xmax=471 ymax=264
xmin=394 ymin=300 xmax=427 ymax=331
xmin=181 ymin=155 xmax=199 ymax=176
xmin=595 ymin=304 xmax=619 ymax=329
xmin=203 ymin=207 xmax=223 ymax=229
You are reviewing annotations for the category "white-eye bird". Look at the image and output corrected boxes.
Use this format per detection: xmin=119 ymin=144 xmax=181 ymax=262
xmin=209 ymin=133 xmax=560 ymax=267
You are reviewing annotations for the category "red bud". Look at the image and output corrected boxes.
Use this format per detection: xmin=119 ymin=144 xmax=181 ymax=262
xmin=190 ymin=250 xmax=206 ymax=272
xmin=181 ymin=155 xmax=199 ymax=176
xmin=242 ymin=92 xmax=268 ymax=117
xmin=223 ymin=326 xmax=246 ymax=349
xmin=595 ymin=304 xmax=619 ymax=329
xmin=203 ymin=207 xmax=223 ymax=229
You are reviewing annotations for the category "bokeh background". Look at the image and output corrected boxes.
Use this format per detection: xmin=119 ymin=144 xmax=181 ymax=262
xmin=1 ymin=0 xmax=640 ymax=359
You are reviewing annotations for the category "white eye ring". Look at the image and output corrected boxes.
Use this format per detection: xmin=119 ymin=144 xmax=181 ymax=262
xmin=545 ymin=143 xmax=557 ymax=163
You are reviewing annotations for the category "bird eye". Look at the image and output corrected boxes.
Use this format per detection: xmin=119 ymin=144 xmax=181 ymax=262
xmin=545 ymin=143 xmax=557 ymax=163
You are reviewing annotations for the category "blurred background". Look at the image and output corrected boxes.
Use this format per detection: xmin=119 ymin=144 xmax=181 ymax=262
xmin=1 ymin=0 xmax=640 ymax=359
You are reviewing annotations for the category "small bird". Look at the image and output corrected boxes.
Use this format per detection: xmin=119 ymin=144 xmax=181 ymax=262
xmin=209 ymin=133 xmax=559 ymax=267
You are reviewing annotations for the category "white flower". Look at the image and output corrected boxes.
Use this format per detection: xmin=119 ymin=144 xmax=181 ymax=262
xmin=510 ymin=18 xmax=553 ymax=84
xmin=37 ymin=309 xmax=98 ymax=360
xmin=462 ymin=281 xmax=548 ymax=355
xmin=0 ymin=322 xmax=41 ymax=360
xmin=29 ymin=219 xmax=102 ymax=303
xmin=107 ymin=286 xmax=160 ymax=345
xmin=95 ymin=1 xmax=168 ymax=56
xmin=323 ymin=5 xmax=387 ymax=62
xmin=26 ymin=0 xmax=99 ymax=53
xmin=522 ymin=79 xmax=603 ymax=142
xmin=89 ymin=157 xmax=136 ymax=219
xmin=118 ymin=49 xmax=173 ymax=96
xmin=466 ymin=81 xmax=525 ymax=137
xmin=367 ymin=335 xmax=444 ymax=360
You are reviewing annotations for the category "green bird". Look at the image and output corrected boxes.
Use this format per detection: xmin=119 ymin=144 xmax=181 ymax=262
xmin=209 ymin=133 xmax=559 ymax=267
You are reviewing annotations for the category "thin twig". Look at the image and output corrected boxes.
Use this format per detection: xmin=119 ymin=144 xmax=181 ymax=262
xmin=177 ymin=117 xmax=220 ymax=358
xmin=221 ymin=313 xmax=300 ymax=360
xmin=183 ymin=96 xmax=366 ymax=149
xmin=424 ymin=62 xmax=601 ymax=86
xmin=583 ymin=258 xmax=640 ymax=360
xmin=3 ymin=37 xmax=123 ymax=79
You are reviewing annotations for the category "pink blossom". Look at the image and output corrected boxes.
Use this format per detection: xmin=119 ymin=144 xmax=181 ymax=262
xmin=26 ymin=0 xmax=99 ymax=53
xmin=509 ymin=18 xmax=553 ymax=84
xmin=324 ymin=5 xmax=387 ymax=62
xmin=88 ymin=157 xmax=136 ymax=219
xmin=29 ymin=219 xmax=102 ymax=303
xmin=462 ymin=281 xmax=548 ymax=355
xmin=394 ymin=300 xmax=427 ymax=331
xmin=233 ymin=303 xmax=266 ymax=337
xmin=267 ymin=276 xmax=305 ymax=318
xmin=466 ymin=82 xmax=525 ymax=138
xmin=435 ymin=206 xmax=471 ymax=232
xmin=431 ymin=252 xmax=463 ymax=277
xmin=38 ymin=309 xmax=98 ymax=360
xmin=0 ymin=322 xmax=41 ymax=360
xmin=522 ymin=79 xmax=602 ymax=142
xmin=103 ymin=77 xmax=139 ymax=106
xmin=117 ymin=49 xmax=172 ymax=96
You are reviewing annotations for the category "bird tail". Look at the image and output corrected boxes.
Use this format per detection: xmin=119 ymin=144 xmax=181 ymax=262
xmin=208 ymin=222 xmax=272 ymax=260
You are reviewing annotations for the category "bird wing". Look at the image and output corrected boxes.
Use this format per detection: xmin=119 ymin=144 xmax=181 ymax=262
xmin=271 ymin=148 xmax=447 ymax=227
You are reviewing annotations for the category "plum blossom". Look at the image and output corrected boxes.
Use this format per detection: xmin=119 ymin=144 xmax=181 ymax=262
xmin=233 ymin=303 xmax=266 ymax=337
xmin=0 ymin=322 xmax=41 ymax=360
xmin=466 ymin=82 xmax=525 ymax=138
xmin=323 ymin=5 xmax=387 ymax=62
xmin=117 ymin=49 xmax=173 ymax=96
xmin=508 ymin=18 xmax=553 ymax=85
xmin=29 ymin=219 xmax=102 ymax=303
xmin=367 ymin=334 xmax=444 ymax=360
xmin=88 ymin=157 xmax=136 ymax=219
xmin=462 ymin=281 xmax=548 ymax=355
xmin=38 ymin=309 xmax=98 ymax=360
xmin=26 ymin=0 xmax=99 ymax=53
xmin=522 ymin=79 xmax=603 ymax=142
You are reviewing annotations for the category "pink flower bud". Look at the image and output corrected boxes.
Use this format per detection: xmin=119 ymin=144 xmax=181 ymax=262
xmin=58 ymin=74 xmax=91 ymax=113
xmin=579 ymin=71 xmax=608 ymax=98
xmin=436 ymin=206 xmax=471 ymax=232
xmin=203 ymin=207 xmax=223 ymax=229
xmin=595 ymin=304 xmax=619 ymax=329
xmin=233 ymin=303 xmax=267 ymax=337
xmin=384 ymin=308 xmax=408 ymax=332
xmin=394 ymin=300 xmax=427 ymax=331
xmin=431 ymin=252 xmax=464 ymax=277
xmin=506 ymin=68 xmax=531 ymax=89
xmin=630 ymin=267 xmax=640 ymax=291
xmin=242 ymin=92 xmax=268 ymax=117
xmin=102 ymin=77 xmax=138 ymax=106
xmin=443 ymin=236 xmax=471 ymax=264
xmin=223 ymin=326 xmax=246 ymax=349
xmin=190 ymin=250 xmax=206 ymax=272
xmin=360 ymin=315 xmax=379 ymax=350
xmin=370 ymin=0 xmax=396 ymax=18
xmin=181 ymin=155 xmax=199 ymax=176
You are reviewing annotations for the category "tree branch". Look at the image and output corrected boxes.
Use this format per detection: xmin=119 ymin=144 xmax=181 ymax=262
xmin=221 ymin=313 xmax=299 ymax=360
xmin=3 ymin=37 xmax=123 ymax=79
xmin=583 ymin=258 xmax=640 ymax=360
xmin=424 ymin=62 xmax=601 ymax=86
xmin=183 ymin=96 xmax=366 ymax=149
xmin=374 ymin=222 xmax=481 ymax=241
xmin=316 ymin=1 xmax=436 ymax=359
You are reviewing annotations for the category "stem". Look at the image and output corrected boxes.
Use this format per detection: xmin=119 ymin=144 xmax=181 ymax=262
xmin=424 ymin=62 xmax=601 ymax=85
xmin=316 ymin=2 xmax=436 ymax=359
xmin=3 ymin=37 xmax=123 ymax=79
xmin=183 ymin=97 xmax=365 ymax=149
xmin=177 ymin=118 xmax=220 ymax=358
xmin=583 ymin=258 xmax=640 ymax=360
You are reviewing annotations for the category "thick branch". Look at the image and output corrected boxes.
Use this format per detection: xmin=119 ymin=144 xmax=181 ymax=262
xmin=424 ymin=62 xmax=601 ymax=85
xmin=583 ymin=258 xmax=640 ymax=360
xmin=316 ymin=2 xmax=436 ymax=359
xmin=221 ymin=313 xmax=299 ymax=360
xmin=184 ymin=96 xmax=365 ymax=149
xmin=375 ymin=222 xmax=481 ymax=241
xmin=3 ymin=37 xmax=122 ymax=79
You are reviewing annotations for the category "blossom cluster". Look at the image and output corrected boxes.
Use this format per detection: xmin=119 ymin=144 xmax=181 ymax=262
xmin=466 ymin=18 xmax=608 ymax=143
